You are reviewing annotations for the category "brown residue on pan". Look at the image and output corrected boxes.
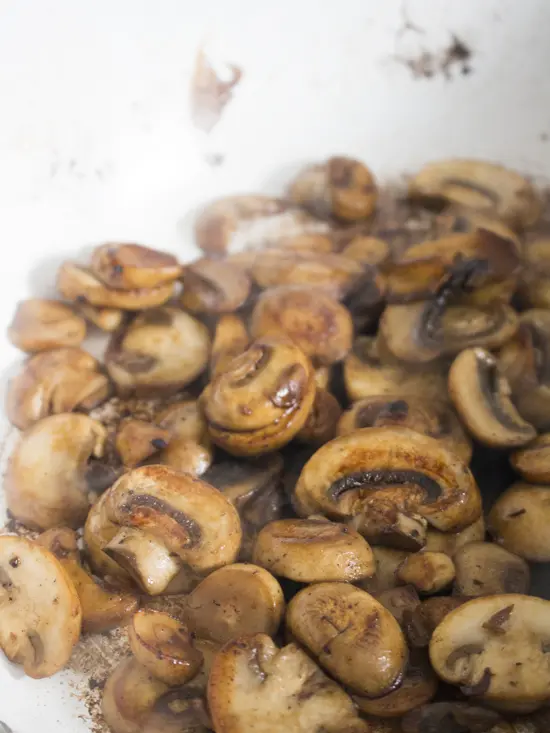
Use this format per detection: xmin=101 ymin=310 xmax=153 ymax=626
xmin=190 ymin=48 xmax=242 ymax=133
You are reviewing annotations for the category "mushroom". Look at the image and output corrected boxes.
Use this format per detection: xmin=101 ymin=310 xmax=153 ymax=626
xmin=449 ymin=348 xmax=536 ymax=449
xmin=296 ymin=389 xmax=342 ymax=446
xmin=57 ymin=262 xmax=175 ymax=310
xmin=358 ymin=546 xmax=411 ymax=594
xmin=342 ymin=268 xmax=387 ymax=333
xmin=90 ymin=243 xmax=182 ymax=290
xmin=106 ymin=307 xmax=210 ymax=397
xmin=403 ymin=596 xmax=467 ymax=648
xmin=423 ymin=516 xmax=486 ymax=556
xmin=278 ymin=232 xmax=336 ymax=253
xmin=5 ymin=413 xmax=107 ymax=530
xmin=37 ymin=527 xmax=139 ymax=633
xmin=207 ymin=633 xmax=370 ymax=733
xmin=252 ymin=518 xmax=375 ymax=583
xmin=180 ymin=257 xmax=251 ymax=314
xmin=76 ymin=302 xmax=124 ymax=331
xmin=294 ymin=427 xmax=482 ymax=550
xmin=210 ymin=313 xmax=249 ymax=378
xmin=201 ymin=336 xmax=316 ymax=456
xmin=6 ymin=347 xmax=111 ymax=430
xmin=400 ymin=702 xmax=504 ymax=733
xmin=519 ymin=239 xmax=550 ymax=309
xmin=374 ymin=585 xmax=421 ymax=625
xmin=84 ymin=465 xmax=242 ymax=595
xmin=314 ymin=365 xmax=331 ymax=390
xmin=250 ymin=285 xmax=353 ymax=366
xmin=396 ymin=551 xmax=456 ymax=594
xmin=115 ymin=419 xmax=172 ymax=468
xmin=337 ymin=396 xmax=472 ymax=464
xmin=289 ymin=156 xmax=378 ymax=222
xmin=128 ymin=610 xmax=203 ymax=685
xmin=339 ymin=235 xmax=390 ymax=268
xmin=155 ymin=400 xmax=213 ymax=477
xmin=488 ymin=482 xmax=550 ymax=562
xmin=453 ymin=542 xmax=530 ymax=597
xmin=0 ymin=535 xmax=81 ymax=678
xmin=511 ymin=435 xmax=550 ymax=483
xmin=8 ymin=298 xmax=86 ymax=352
xmin=183 ymin=563 xmax=284 ymax=644
xmin=286 ymin=582 xmax=407 ymax=697
xmin=408 ymin=159 xmax=541 ymax=229
xmin=429 ymin=594 xmax=550 ymax=710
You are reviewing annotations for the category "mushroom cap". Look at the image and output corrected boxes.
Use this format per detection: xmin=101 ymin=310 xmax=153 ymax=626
xmin=453 ymin=541 xmax=530 ymax=597
xmin=5 ymin=413 xmax=106 ymax=530
xmin=296 ymin=389 xmax=342 ymax=447
xmin=374 ymin=584 xmax=420 ymax=626
xmin=403 ymin=596 xmax=467 ymax=649
xmin=429 ymin=594 xmax=550 ymax=707
xmin=511 ymin=435 xmax=550 ymax=484
xmin=0 ymin=535 xmax=81 ymax=678
xmin=358 ymin=546 xmax=411 ymax=595
xmin=76 ymin=302 xmax=124 ymax=331
xmin=115 ymin=418 xmax=172 ymax=468
xmin=8 ymin=298 xmax=86 ymax=352
xmin=340 ymin=235 xmax=390 ymax=267
xmin=396 ymin=551 xmax=456 ymax=594
xmin=423 ymin=516 xmax=486 ymax=556
xmin=210 ymin=313 xmax=250 ymax=378
xmin=156 ymin=400 xmax=213 ymax=477
xmin=181 ymin=257 xmax=251 ymax=314
xmin=207 ymin=633 xmax=369 ymax=733
xmin=90 ymin=243 xmax=182 ymax=290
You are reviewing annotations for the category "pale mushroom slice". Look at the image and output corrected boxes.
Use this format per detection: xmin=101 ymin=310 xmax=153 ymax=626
xmin=252 ymin=518 xmax=375 ymax=583
xmin=449 ymin=348 xmax=536 ymax=449
xmin=76 ymin=302 xmax=124 ymax=331
xmin=511 ymin=435 xmax=550 ymax=483
xmin=488 ymin=482 xmax=550 ymax=562
xmin=8 ymin=298 xmax=86 ymax=352
xmin=286 ymin=582 xmax=407 ymax=697
xmin=423 ymin=516 xmax=486 ymax=556
xmin=358 ymin=546 xmax=411 ymax=595
xmin=37 ymin=528 xmax=139 ymax=633
xmin=294 ymin=427 xmax=482 ymax=551
xmin=106 ymin=307 xmax=210 ymax=397
xmin=115 ymin=418 xmax=171 ymax=468
xmin=396 ymin=551 xmax=456 ymax=594
xmin=128 ymin=610 xmax=203 ymax=685
xmin=155 ymin=400 xmax=213 ymax=477
xmin=430 ymin=594 xmax=550 ymax=710
xmin=296 ymin=389 xmax=342 ymax=446
xmin=181 ymin=257 xmax=251 ymax=314
xmin=183 ymin=563 xmax=284 ymax=644
xmin=408 ymin=159 xmax=541 ymax=230
xmin=90 ymin=243 xmax=182 ymax=290
xmin=400 ymin=702 xmax=505 ymax=733
xmin=207 ymin=633 xmax=369 ymax=733
xmin=210 ymin=314 xmax=250 ymax=378
xmin=454 ymin=541 xmax=530 ymax=598
xmin=0 ymin=535 xmax=81 ymax=678
xmin=5 ymin=413 xmax=106 ymax=530
xmin=403 ymin=596 xmax=467 ymax=648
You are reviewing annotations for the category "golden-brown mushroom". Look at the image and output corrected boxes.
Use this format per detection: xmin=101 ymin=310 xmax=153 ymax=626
xmin=511 ymin=435 xmax=550 ymax=483
xmin=374 ymin=585 xmax=421 ymax=626
xmin=5 ymin=413 xmax=106 ymax=530
xmin=358 ymin=546 xmax=411 ymax=595
xmin=277 ymin=232 xmax=335 ymax=254
xmin=340 ymin=235 xmax=390 ymax=267
xmin=207 ymin=634 xmax=369 ymax=733
xmin=75 ymin=302 xmax=124 ymax=331
xmin=8 ymin=298 xmax=86 ymax=352
xmin=201 ymin=336 xmax=316 ymax=456
xmin=115 ymin=418 xmax=171 ymax=468
xmin=403 ymin=596 xmax=467 ymax=648
xmin=0 ymin=535 xmax=81 ymax=678
xmin=449 ymin=348 xmax=536 ymax=449
xmin=423 ymin=516 xmax=486 ymax=556
xmin=106 ymin=307 xmax=210 ymax=397
xmin=519 ymin=239 xmax=550 ymax=309
xmin=90 ymin=243 xmax=182 ymax=290
xmin=396 ymin=551 xmax=456 ymax=594
xmin=453 ymin=541 xmax=530 ymax=597
xmin=155 ymin=400 xmax=213 ymax=477
xmin=296 ymin=389 xmax=342 ymax=446
xmin=286 ymin=582 xmax=407 ymax=697
xmin=401 ymin=702 xmax=504 ymax=733
xmin=210 ymin=313 xmax=249 ymax=378
xmin=6 ymin=347 xmax=110 ymax=430
xmin=289 ymin=156 xmax=378 ymax=222
xmin=180 ymin=257 xmax=251 ymax=314
xmin=252 ymin=518 xmax=375 ymax=583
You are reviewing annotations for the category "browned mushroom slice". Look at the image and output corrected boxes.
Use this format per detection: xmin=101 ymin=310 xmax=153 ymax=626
xmin=155 ymin=400 xmax=213 ymax=477
xmin=424 ymin=516 xmax=486 ymax=556
xmin=253 ymin=518 xmax=375 ymax=583
xmin=251 ymin=285 xmax=353 ymax=365
xmin=296 ymin=389 xmax=342 ymax=446
xmin=408 ymin=159 xmax=541 ymax=229
xmin=342 ymin=269 xmax=387 ymax=333
xmin=358 ymin=546 xmax=411 ymax=595
xmin=403 ymin=596 xmax=467 ymax=648
xmin=277 ymin=232 xmax=336 ymax=253
xmin=106 ymin=307 xmax=210 ymax=397
xmin=453 ymin=541 xmax=530 ymax=597
xmin=354 ymin=650 xmax=437 ymax=718
xmin=511 ymin=435 xmax=550 ymax=483
xmin=314 ymin=365 xmax=331 ymax=390
xmin=201 ymin=336 xmax=316 ymax=456
xmin=76 ymin=302 xmax=124 ymax=331
xmin=519 ymin=239 xmax=550 ymax=309
xmin=287 ymin=582 xmax=407 ymax=697
xmin=37 ymin=528 xmax=139 ymax=633
xmin=289 ymin=156 xmax=378 ymax=222
xmin=374 ymin=585 xmax=420 ymax=625
xmin=115 ymin=419 xmax=171 ymax=468
xmin=128 ymin=610 xmax=203 ymax=685
xmin=340 ymin=235 xmax=390 ymax=267
xmin=8 ymin=298 xmax=86 ymax=352
xmin=5 ymin=413 xmax=106 ymax=530
xmin=429 ymin=594 xmax=550 ymax=710
xmin=488 ymin=482 xmax=550 ymax=562
xmin=210 ymin=313 xmax=249 ymax=378
xmin=294 ymin=427 xmax=481 ymax=551
xmin=449 ymin=348 xmax=536 ymax=449
xmin=180 ymin=257 xmax=251 ymax=314
xmin=401 ymin=702 xmax=504 ymax=733
xmin=90 ymin=243 xmax=182 ymax=290
xmin=208 ymin=634 xmax=369 ymax=733
xmin=57 ymin=262 xmax=175 ymax=310
xmin=0 ymin=535 xmax=82 ymax=678
xmin=396 ymin=551 xmax=456 ymax=594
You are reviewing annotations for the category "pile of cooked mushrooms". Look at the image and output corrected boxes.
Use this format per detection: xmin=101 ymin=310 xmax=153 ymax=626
xmin=3 ymin=156 xmax=550 ymax=733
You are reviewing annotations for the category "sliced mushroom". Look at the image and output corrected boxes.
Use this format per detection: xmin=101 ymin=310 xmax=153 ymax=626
xmin=180 ymin=257 xmax=251 ymax=314
xmin=6 ymin=347 xmax=111 ymax=430
xmin=128 ymin=610 xmax=203 ymax=685
xmin=511 ymin=435 xmax=550 ymax=483
xmin=0 ymin=535 xmax=81 ymax=678
xmin=403 ymin=596 xmax=467 ymax=648
xmin=314 ymin=365 xmax=331 ymax=390
xmin=296 ymin=389 xmax=342 ymax=446
xmin=519 ymin=239 xmax=550 ymax=309
xmin=207 ymin=633 xmax=369 ymax=733
xmin=278 ymin=232 xmax=335 ymax=254
xmin=210 ymin=313 xmax=249 ymax=378
xmin=408 ymin=159 xmax=541 ymax=229
xmin=201 ymin=336 xmax=316 ymax=456
xmin=106 ymin=307 xmax=210 ymax=397
xmin=155 ymin=400 xmax=213 ymax=477
xmin=57 ymin=262 xmax=175 ymax=310
xmin=8 ymin=298 xmax=86 ymax=352
xmin=453 ymin=541 xmax=530 ymax=597
xmin=115 ymin=419 xmax=172 ymax=468
xmin=85 ymin=465 xmax=242 ymax=594
xmin=488 ymin=482 xmax=550 ymax=562
xmin=424 ymin=516 xmax=486 ymax=556
xmin=294 ymin=427 xmax=482 ymax=550
xmin=90 ymin=243 xmax=182 ymax=290
xmin=358 ymin=546 xmax=411 ymax=594
xmin=37 ymin=527 xmax=139 ymax=633
xmin=401 ymin=702 xmax=504 ymax=733
xmin=252 ymin=518 xmax=375 ymax=583
xmin=429 ymin=594 xmax=550 ymax=709
xmin=342 ymin=268 xmax=387 ymax=332
xmin=449 ymin=348 xmax=536 ymax=448
xmin=340 ymin=235 xmax=390 ymax=267
xmin=374 ymin=585 xmax=421 ymax=625
xmin=76 ymin=302 xmax=124 ymax=331
xmin=396 ymin=551 xmax=456 ymax=594
xmin=5 ymin=413 xmax=106 ymax=530
xmin=286 ymin=582 xmax=407 ymax=697
xmin=289 ymin=156 xmax=378 ymax=222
